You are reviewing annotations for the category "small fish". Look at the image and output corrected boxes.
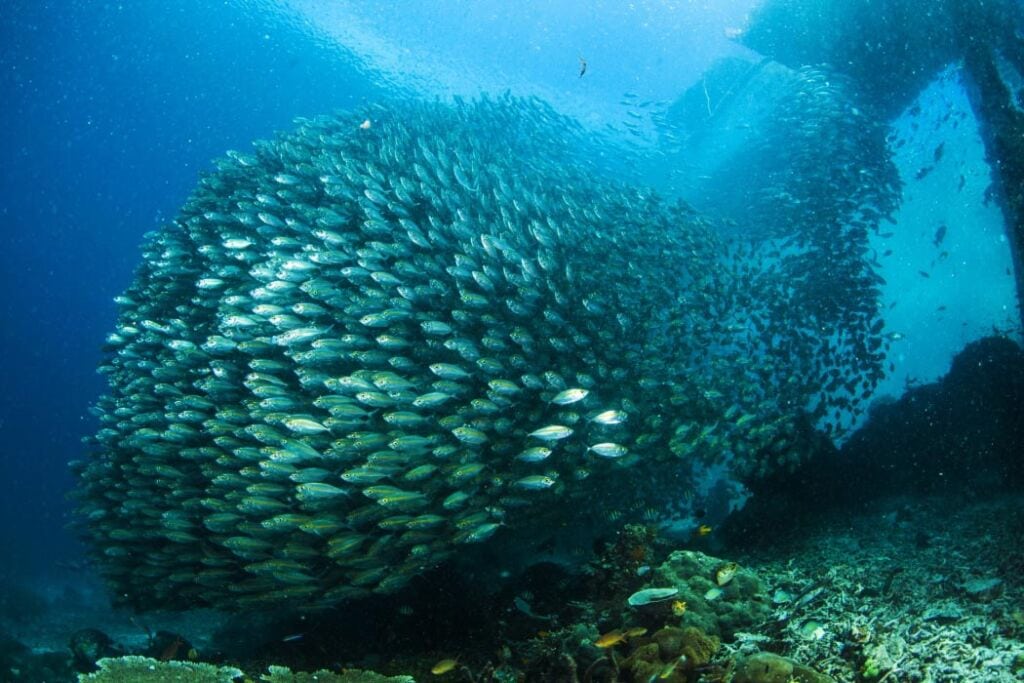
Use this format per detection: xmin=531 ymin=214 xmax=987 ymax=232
xmin=448 ymin=462 xmax=486 ymax=483
xmin=458 ymin=521 xmax=503 ymax=543
xmin=359 ymin=119 xmax=371 ymax=130
xmin=695 ymin=524 xmax=712 ymax=537
xmin=514 ymin=474 xmax=557 ymax=490
xmin=283 ymin=417 xmax=330 ymax=435
xmin=623 ymin=626 xmax=648 ymax=638
xmin=578 ymin=56 xmax=587 ymax=78
xmin=590 ymin=409 xmax=627 ymax=425
xmin=430 ymin=362 xmax=470 ymax=380
xmin=594 ymin=629 xmax=626 ymax=648
xmin=159 ymin=636 xmax=185 ymax=661
xmin=587 ymin=442 xmax=628 ymax=458
xmin=529 ymin=425 xmax=574 ymax=441
xmin=516 ymin=446 xmax=552 ymax=463
xmin=452 ymin=426 xmax=488 ymax=446
xmin=421 ymin=320 xmax=453 ymax=336
xmin=658 ymin=657 xmax=683 ymax=679
xmin=715 ymin=561 xmax=739 ymax=586
xmin=412 ymin=392 xmax=454 ymax=408
xmin=671 ymin=600 xmax=687 ymax=616
xmin=431 ymin=658 xmax=459 ymax=675
xmin=551 ymin=388 xmax=589 ymax=405
xmin=281 ymin=633 xmax=304 ymax=643
xmin=295 ymin=483 xmax=349 ymax=501
xmin=442 ymin=490 xmax=471 ymax=510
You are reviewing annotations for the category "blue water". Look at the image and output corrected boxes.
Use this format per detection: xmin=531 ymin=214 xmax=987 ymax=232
xmin=0 ymin=0 xmax=1019 ymax=616
xmin=0 ymin=1 xmax=383 ymax=574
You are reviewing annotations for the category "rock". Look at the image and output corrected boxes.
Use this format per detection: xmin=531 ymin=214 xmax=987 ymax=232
xmin=734 ymin=652 xmax=835 ymax=683
xmin=653 ymin=550 xmax=771 ymax=638
xmin=1 ymin=631 xmax=74 ymax=682
xmin=69 ymin=629 xmax=123 ymax=672
xmin=921 ymin=603 xmax=964 ymax=623
xmin=659 ymin=626 xmax=719 ymax=665
xmin=960 ymin=577 xmax=1003 ymax=602
xmin=734 ymin=653 xmax=792 ymax=683
xmin=621 ymin=643 xmax=671 ymax=683
xmin=861 ymin=643 xmax=896 ymax=679
xmin=620 ymin=627 xmax=719 ymax=683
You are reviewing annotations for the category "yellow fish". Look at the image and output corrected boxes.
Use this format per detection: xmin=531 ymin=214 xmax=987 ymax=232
xmin=659 ymin=657 xmax=682 ymax=679
xmin=715 ymin=561 xmax=739 ymax=586
xmin=695 ymin=524 xmax=712 ymax=537
xmin=623 ymin=626 xmax=648 ymax=638
xmin=671 ymin=600 xmax=687 ymax=616
xmin=594 ymin=629 xmax=626 ymax=648
xmin=431 ymin=658 xmax=458 ymax=675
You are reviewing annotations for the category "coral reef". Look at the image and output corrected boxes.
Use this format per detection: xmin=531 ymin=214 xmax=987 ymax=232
xmin=620 ymin=626 xmax=720 ymax=682
xmin=260 ymin=665 xmax=414 ymax=683
xmin=77 ymin=655 xmax=243 ymax=682
xmin=651 ymin=550 xmax=771 ymax=638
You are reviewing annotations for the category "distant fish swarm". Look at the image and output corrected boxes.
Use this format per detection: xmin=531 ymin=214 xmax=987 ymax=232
xmin=718 ymin=66 xmax=900 ymax=441
xmin=72 ymin=94 xmax=885 ymax=610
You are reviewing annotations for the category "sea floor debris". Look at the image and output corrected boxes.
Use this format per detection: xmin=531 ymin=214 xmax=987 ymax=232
xmin=733 ymin=492 xmax=1024 ymax=682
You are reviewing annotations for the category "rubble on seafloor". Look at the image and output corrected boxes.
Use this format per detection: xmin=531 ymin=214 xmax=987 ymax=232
xmin=3 ymin=493 xmax=1023 ymax=681
xmin=730 ymin=492 xmax=1024 ymax=682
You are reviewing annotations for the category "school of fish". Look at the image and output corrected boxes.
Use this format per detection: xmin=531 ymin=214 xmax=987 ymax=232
xmin=71 ymin=95 xmax=888 ymax=609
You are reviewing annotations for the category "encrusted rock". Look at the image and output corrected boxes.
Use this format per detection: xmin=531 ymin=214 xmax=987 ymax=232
xmin=653 ymin=550 xmax=770 ymax=637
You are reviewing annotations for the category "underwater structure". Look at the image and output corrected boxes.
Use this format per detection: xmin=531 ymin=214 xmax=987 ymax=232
xmin=664 ymin=62 xmax=901 ymax=418
xmin=739 ymin=0 xmax=1024 ymax=328
xmin=72 ymin=97 xmax=889 ymax=610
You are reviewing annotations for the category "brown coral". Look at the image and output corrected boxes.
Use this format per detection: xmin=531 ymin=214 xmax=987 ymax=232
xmin=620 ymin=626 xmax=720 ymax=683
